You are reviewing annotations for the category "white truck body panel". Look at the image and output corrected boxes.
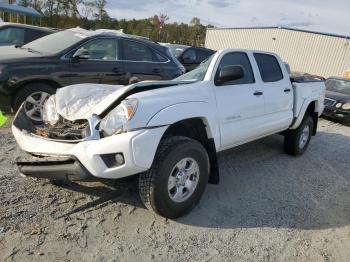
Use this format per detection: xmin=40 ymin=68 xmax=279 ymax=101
xmin=12 ymin=49 xmax=325 ymax=179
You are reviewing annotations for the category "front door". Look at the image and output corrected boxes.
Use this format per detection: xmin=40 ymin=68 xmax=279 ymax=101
xmin=214 ymin=52 xmax=266 ymax=149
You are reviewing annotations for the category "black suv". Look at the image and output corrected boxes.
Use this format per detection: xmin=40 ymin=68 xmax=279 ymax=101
xmin=0 ymin=29 xmax=185 ymax=121
xmin=0 ymin=22 xmax=54 ymax=46
xmin=163 ymin=44 xmax=215 ymax=72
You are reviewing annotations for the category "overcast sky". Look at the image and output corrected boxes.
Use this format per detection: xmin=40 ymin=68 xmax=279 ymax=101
xmin=106 ymin=0 xmax=350 ymax=36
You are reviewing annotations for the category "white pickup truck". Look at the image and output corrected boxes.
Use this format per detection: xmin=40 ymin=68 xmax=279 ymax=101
xmin=12 ymin=49 xmax=325 ymax=218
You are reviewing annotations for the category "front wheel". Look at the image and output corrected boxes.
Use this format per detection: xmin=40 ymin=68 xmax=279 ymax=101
xmin=284 ymin=116 xmax=314 ymax=156
xmin=13 ymin=83 xmax=56 ymax=123
xmin=139 ymin=136 xmax=210 ymax=219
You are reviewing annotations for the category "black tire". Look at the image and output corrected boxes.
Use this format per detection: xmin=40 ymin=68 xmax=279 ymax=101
xmin=139 ymin=136 xmax=210 ymax=219
xmin=284 ymin=115 xmax=314 ymax=156
xmin=13 ymin=83 xmax=56 ymax=111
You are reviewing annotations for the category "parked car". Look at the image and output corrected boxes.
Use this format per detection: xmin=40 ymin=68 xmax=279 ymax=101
xmin=323 ymin=77 xmax=350 ymax=123
xmin=13 ymin=49 xmax=325 ymax=218
xmin=0 ymin=28 xmax=185 ymax=121
xmin=162 ymin=43 xmax=215 ymax=72
xmin=0 ymin=22 xmax=54 ymax=46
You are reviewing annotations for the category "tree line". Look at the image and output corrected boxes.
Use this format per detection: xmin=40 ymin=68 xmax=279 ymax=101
xmin=3 ymin=0 xmax=213 ymax=46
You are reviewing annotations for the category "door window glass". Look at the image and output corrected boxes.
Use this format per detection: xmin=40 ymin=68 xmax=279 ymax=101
xmin=76 ymin=38 xmax=118 ymax=61
xmin=123 ymin=40 xmax=153 ymax=61
xmin=254 ymin=53 xmax=283 ymax=82
xmin=182 ymin=48 xmax=197 ymax=63
xmin=196 ymin=49 xmax=212 ymax=63
xmin=154 ymin=52 xmax=168 ymax=62
xmin=0 ymin=27 xmax=25 ymax=44
xmin=216 ymin=52 xmax=255 ymax=85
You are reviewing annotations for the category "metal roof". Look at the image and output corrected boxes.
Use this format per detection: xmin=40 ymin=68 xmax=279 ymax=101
xmin=0 ymin=3 xmax=41 ymax=17
xmin=207 ymin=26 xmax=350 ymax=39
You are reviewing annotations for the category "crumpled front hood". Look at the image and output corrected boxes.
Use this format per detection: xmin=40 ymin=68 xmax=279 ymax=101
xmin=54 ymin=83 xmax=128 ymax=121
xmin=50 ymin=80 xmax=196 ymax=122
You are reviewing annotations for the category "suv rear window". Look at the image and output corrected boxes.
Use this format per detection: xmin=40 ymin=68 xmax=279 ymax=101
xmin=254 ymin=53 xmax=283 ymax=82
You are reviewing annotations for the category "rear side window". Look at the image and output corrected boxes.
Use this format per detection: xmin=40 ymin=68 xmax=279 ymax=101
xmin=254 ymin=53 xmax=283 ymax=82
xmin=196 ymin=49 xmax=212 ymax=63
xmin=154 ymin=51 xmax=168 ymax=62
xmin=123 ymin=40 xmax=153 ymax=62
xmin=216 ymin=52 xmax=255 ymax=85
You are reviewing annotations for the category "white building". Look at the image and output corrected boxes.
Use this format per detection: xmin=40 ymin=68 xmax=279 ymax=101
xmin=205 ymin=27 xmax=350 ymax=78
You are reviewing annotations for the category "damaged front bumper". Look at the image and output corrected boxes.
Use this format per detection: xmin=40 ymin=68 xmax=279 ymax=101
xmin=12 ymin=108 xmax=167 ymax=181
xmin=17 ymin=154 xmax=94 ymax=181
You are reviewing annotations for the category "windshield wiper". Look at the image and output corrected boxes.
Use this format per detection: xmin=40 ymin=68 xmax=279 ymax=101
xmin=26 ymin=48 xmax=42 ymax=54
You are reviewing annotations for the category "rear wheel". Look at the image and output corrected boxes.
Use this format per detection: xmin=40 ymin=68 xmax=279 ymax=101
xmin=139 ymin=136 xmax=209 ymax=219
xmin=284 ymin=116 xmax=314 ymax=156
xmin=13 ymin=83 xmax=56 ymax=123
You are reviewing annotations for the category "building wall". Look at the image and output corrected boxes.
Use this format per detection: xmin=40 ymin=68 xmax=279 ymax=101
xmin=205 ymin=28 xmax=350 ymax=78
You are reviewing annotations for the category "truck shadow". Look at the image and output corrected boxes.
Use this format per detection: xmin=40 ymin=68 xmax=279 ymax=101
xmin=55 ymin=179 xmax=142 ymax=219
xmin=178 ymin=131 xmax=350 ymax=230
xmin=57 ymin=130 xmax=350 ymax=230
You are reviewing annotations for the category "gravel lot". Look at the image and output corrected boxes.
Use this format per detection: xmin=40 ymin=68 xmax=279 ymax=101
xmin=0 ymin=118 xmax=350 ymax=262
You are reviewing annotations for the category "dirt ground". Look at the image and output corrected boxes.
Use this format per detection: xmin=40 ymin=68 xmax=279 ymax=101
xmin=1 ymin=118 xmax=350 ymax=262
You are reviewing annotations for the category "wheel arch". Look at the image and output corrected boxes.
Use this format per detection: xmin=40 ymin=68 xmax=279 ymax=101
xmin=160 ymin=117 xmax=220 ymax=184
xmin=290 ymin=100 xmax=319 ymax=135
xmin=12 ymin=79 xmax=61 ymax=108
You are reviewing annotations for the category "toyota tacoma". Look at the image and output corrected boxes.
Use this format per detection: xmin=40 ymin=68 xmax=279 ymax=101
xmin=12 ymin=49 xmax=326 ymax=218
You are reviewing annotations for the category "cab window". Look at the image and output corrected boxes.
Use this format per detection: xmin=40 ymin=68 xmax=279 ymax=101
xmin=215 ymin=52 xmax=255 ymax=85
xmin=254 ymin=53 xmax=283 ymax=82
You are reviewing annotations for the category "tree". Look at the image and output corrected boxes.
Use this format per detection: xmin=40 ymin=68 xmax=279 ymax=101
xmin=190 ymin=17 xmax=201 ymax=27
xmin=19 ymin=0 xmax=31 ymax=7
xmin=95 ymin=0 xmax=108 ymax=21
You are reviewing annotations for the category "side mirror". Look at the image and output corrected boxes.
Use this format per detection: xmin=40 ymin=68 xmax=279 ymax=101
xmin=216 ymin=65 xmax=244 ymax=85
xmin=72 ymin=49 xmax=90 ymax=60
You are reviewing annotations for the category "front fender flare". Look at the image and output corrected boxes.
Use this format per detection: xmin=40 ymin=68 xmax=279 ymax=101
xmin=146 ymin=101 xmax=219 ymax=146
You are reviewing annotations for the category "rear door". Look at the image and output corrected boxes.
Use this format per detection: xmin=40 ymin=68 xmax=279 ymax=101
xmin=68 ymin=37 xmax=126 ymax=85
xmin=253 ymin=53 xmax=293 ymax=132
xmin=121 ymin=39 xmax=164 ymax=83
xmin=214 ymin=51 xmax=266 ymax=149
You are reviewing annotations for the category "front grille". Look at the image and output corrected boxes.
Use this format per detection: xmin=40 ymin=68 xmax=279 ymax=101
xmin=324 ymin=98 xmax=336 ymax=107
xmin=35 ymin=119 xmax=90 ymax=141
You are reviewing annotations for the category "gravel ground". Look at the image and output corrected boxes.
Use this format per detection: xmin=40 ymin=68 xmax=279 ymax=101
xmin=0 ymin=118 xmax=350 ymax=262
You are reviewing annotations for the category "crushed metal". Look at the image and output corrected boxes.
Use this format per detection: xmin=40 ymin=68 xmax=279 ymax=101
xmin=35 ymin=120 xmax=89 ymax=140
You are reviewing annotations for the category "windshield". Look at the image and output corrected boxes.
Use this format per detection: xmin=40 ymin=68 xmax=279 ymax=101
xmin=175 ymin=54 xmax=214 ymax=82
xmin=167 ymin=44 xmax=189 ymax=58
xmin=326 ymin=78 xmax=350 ymax=95
xmin=22 ymin=30 xmax=87 ymax=55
